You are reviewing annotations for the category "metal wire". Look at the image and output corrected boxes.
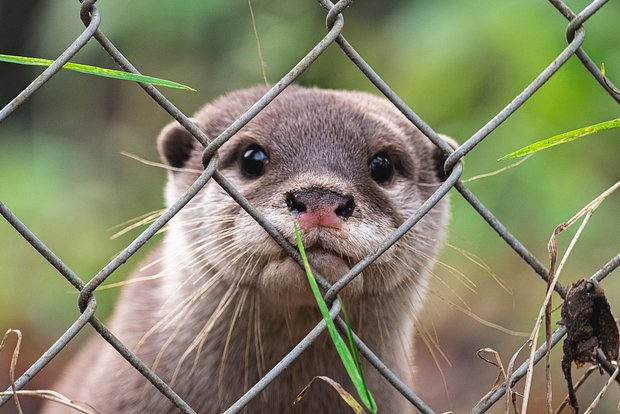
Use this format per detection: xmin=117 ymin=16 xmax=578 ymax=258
xmin=1 ymin=0 xmax=619 ymax=413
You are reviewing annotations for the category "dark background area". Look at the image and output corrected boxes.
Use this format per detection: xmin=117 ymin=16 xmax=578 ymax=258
xmin=1 ymin=0 xmax=619 ymax=412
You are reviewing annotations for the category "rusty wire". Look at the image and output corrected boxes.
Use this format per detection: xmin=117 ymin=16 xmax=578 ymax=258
xmin=1 ymin=0 xmax=619 ymax=413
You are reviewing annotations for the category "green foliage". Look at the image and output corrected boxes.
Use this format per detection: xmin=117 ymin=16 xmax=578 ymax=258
xmin=294 ymin=223 xmax=377 ymax=413
xmin=0 ymin=53 xmax=196 ymax=91
xmin=500 ymin=118 xmax=620 ymax=160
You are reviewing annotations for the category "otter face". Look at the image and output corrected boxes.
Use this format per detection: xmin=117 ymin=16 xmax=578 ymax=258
xmin=157 ymin=85 xmax=451 ymax=308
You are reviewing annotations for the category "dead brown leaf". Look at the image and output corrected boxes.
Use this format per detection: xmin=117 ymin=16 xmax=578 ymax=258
xmin=561 ymin=279 xmax=620 ymax=413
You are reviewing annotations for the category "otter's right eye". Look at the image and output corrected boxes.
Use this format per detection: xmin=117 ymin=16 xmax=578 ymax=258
xmin=369 ymin=151 xmax=394 ymax=184
xmin=240 ymin=144 xmax=268 ymax=178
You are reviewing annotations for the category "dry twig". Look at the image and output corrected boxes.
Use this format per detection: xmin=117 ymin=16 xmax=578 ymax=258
xmin=582 ymin=364 xmax=620 ymax=414
xmin=0 ymin=329 xmax=23 ymax=414
xmin=0 ymin=390 xmax=103 ymax=414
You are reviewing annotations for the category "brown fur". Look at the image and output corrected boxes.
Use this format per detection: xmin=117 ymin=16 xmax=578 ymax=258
xmin=42 ymin=85 xmax=452 ymax=413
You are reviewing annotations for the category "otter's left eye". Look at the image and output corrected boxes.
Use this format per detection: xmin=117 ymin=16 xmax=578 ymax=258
xmin=240 ymin=144 xmax=268 ymax=178
xmin=369 ymin=152 xmax=394 ymax=184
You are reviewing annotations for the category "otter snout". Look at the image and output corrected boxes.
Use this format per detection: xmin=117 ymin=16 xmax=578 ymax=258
xmin=285 ymin=188 xmax=355 ymax=230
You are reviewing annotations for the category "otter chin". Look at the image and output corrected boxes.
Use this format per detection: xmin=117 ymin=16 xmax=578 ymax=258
xmin=42 ymin=85 xmax=453 ymax=414
xmin=258 ymin=248 xmax=356 ymax=308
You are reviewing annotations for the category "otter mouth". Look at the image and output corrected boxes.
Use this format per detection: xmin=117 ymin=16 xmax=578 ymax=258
xmin=290 ymin=227 xmax=357 ymax=267
xmin=275 ymin=244 xmax=351 ymax=262
xmin=274 ymin=243 xmax=357 ymax=274
xmin=295 ymin=226 xmax=347 ymax=246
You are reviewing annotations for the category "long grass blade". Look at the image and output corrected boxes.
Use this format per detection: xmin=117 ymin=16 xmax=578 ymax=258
xmin=499 ymin=118 xmax=620 ymax=160
xmin=0 ymin=53 xmax=196 ymax=91
xmin=294 ymin=222 xmax=377 ymax=413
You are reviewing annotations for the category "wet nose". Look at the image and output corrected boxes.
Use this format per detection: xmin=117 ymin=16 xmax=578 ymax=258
xmin=286 ymin=188 xmax=355 ymax=230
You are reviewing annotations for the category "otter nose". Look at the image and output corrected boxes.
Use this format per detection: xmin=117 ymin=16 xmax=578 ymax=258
xmin=286 ymin=189 xmax=355 ymax=230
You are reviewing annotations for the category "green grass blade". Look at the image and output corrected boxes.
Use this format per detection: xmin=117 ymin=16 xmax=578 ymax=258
xmin=294 ymin=222 xmax=377 ymax=413
xmin=0 ymin=53 xmax=196 ymax=91
xmin=341 ymin=303 xmax=373 ymax=408
xmin=499 ymin=118 xmax=620 ymax=160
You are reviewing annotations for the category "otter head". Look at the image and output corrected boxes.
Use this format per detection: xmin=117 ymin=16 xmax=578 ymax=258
xmin=157 ymin=85 xmax=452 ymax=310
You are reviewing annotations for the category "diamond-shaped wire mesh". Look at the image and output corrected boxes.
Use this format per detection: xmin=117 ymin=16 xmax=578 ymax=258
xmin=1 ymin=0 xmax=619 ymax=413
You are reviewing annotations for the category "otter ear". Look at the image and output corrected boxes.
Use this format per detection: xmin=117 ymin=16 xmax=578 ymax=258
xmin=157 ymin=121 xmax=200 ymax=168
xmin=430 ymin=134 xmax=459 ymax=182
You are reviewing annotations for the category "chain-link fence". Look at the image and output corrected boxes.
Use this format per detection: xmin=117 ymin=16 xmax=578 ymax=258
xmin=1 ymin=0 xmax=619 ymax=413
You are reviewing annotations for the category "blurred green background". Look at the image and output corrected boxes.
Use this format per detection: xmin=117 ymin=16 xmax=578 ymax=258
xmin=1 ymin=0 xmax=619 ymax=412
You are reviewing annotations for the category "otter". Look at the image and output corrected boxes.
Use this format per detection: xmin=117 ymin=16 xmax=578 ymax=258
xmin=42 ymin=85 xmax=452 ymax=413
